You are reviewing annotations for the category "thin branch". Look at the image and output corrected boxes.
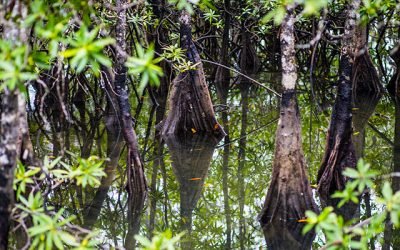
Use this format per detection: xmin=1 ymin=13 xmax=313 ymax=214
xmin=201 ymin=59 xmax=282 ymax=97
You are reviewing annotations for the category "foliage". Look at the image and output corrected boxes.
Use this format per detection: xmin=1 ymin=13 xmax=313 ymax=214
xmin=262 ymin=0 xmax=329 ymax=24
xmin=61 ymin=26 xmax=114 ymax=75
xmin=54 ymin=156 xmax=106 ymax=188
xmin=12 ymin=155 xmax=105 ymax=249
xmin=304 ymin=159 xmax=400 ymax=249
xmin=161 ymin=44 xmax=200 ymax=73
xmin=331 ymin=159 xmax=377 ymax=207
xmin=3 ymin=0 xmax=400 ymax=249
xmin=135 ymin=229 xmax=184 ymax=250
xmin=0 ymin=42 xmax=37 ymax=92
xmin=126 ymin=44 xmax=164 ymax=95
xmin=168 ymin=0 xmax=200 ymax=13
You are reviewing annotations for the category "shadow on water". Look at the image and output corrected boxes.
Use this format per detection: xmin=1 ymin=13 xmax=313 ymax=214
xmin=164 ymin=132 xmax=222 ymax=249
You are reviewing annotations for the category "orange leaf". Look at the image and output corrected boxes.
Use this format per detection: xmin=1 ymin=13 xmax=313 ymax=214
xmin=213 ymin=123 xmax=219 ymax=130
xmin=191 ymin=128 xmax=197 ymax=134
xmin=297 ymin=218 xmax=308 ymax=223
xmin=189 ymin=177 xmax=201 ymax=181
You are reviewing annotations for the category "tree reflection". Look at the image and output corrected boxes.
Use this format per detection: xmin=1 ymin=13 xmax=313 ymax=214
xmin=164 ymin=133 xmax=222 ymax=249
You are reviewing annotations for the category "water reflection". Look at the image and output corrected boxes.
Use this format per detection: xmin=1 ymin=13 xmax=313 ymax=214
xmin=164 ymin=133 xmax=222 ymax=249
xmin=262 ymin=220 xmax=315 ymax=250
xmin=22 ymin=76 xmax=400 ymax=249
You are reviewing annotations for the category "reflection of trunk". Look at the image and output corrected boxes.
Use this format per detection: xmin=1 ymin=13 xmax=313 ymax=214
xmin=83 ymin=72 xmax=124 ymax=229
xmin=164 ymin=133 xmax=221 ymax=250
xmin=221 ymin=112 xmax=232 ymax=250
xmin=351 ymin=25 xmax=383 ymax=159
xmin=259 ymin=5 xmax=317 ymax=236
xmin=383 ymin=47 xmax=400 ymax=249
xmin=161 ymin=11 xmax=225 ymax=137
xmin=113 ymin=1 xmax=147 ymax=248
xmin=215 ymin=1 xmax=232 ymax=248
xmin=238 ymin=85 xmax=249 ymax=250
xmin=317 ymin=0 xmax=360 ymax=219
xmin=148 ymin=0 xmax=171 ymax=237
xmin=125 ymin=190 xmax=146 ymax=249
xmin=236 ymin=18 xmax=259 ymax=249
xmin=263 ymin=221 xmax=315 ymax=250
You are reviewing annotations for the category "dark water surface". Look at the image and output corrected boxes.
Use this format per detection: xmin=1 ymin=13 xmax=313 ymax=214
xmin=25 ymin=74 xmax=398 ymax=249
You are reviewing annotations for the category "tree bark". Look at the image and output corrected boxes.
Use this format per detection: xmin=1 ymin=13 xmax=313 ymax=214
xmin=258 ymin=4 xmax=317 ymax=237
xmin=112 ymin=0 xmax=147 ymax=248
xmin=351 ymin=24 xmax=383 ymax=160
xmin=215 ymin=0 xmax=231 ymax=103
xmin=317 ymin=0 xmax=360 ymax=218
xmin=0 ymin=91 xmax=21 ymax=250
xmin=0 ymin=2 xmax=32 ymax=249
xmin=161 ymin=11 xmax=225 ymax=138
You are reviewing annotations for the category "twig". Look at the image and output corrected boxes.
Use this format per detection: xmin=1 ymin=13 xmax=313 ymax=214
xmin=201 ymin=59 xmax=282 ymax=97
xmin=367 ymin=122 xmax=394 ymax=147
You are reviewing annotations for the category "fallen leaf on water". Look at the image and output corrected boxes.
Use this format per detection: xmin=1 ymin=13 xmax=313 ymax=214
xmin=191 ymin=128 xmax=197 ymax=133
xmin=353 ymin=131 xmax=360 ymax=135
xmin=214 ymin=123 xmax=219 ymax=130
xmin=189 ymin=177 xmax=201 ymax=181
xmin=310 ymin=184 xmax=318 ymax=189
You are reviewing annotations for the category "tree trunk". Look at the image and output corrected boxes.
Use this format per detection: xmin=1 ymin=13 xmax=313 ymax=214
xmin=258 ymin=3 xmax=317 ymax=237
xmin=214 ymin=1 xmax=233 ymax=248
xmin=215 ymin=0 xmax=231 ymax=103
xmin=112 ymin=1 xmax=147 ymax=248
xmin=161 ymin=11 xmax=225 ymax=138
xmin=317 ymin=0 xmax=360 ymax=218
xmin=0 ymin=91 xmax=21 ymax=250
xmin=0 ymin=2 xmax=32 ymax=249
xmin=237 ymin=84 xmax=249 ymax=250
xmin=351 ymin=24 xmax=383 ymax=160
xmin=383 ymin=45 xmax=400 ymax=250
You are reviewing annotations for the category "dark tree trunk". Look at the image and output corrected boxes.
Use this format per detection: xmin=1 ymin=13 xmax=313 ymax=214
xmin=237 ymin=84 xmax=249 ymax=250
xmin=0 ymin=2 xmax=32 ymax=249
xmin=383 ymin=46 xmax=400 ymax=250
xmin=317 ymin=0 xmax=360 ymax=219
xmin=164 ymin=133 xmax=222 ymax=250
xmin=258 ymin=5 xmax=317 ymax=243
xmin=215 ymin=0 xmax=231 ymax=103
xmin=215 ymin=1 xmax=232 ymax=248
xmin=161 ymin=11 xmax=225 ymax=138
xmin=112 ymin=1 xmax=147 ymax=248
xmin=0 ymin=91 xmax=21 ymax=250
